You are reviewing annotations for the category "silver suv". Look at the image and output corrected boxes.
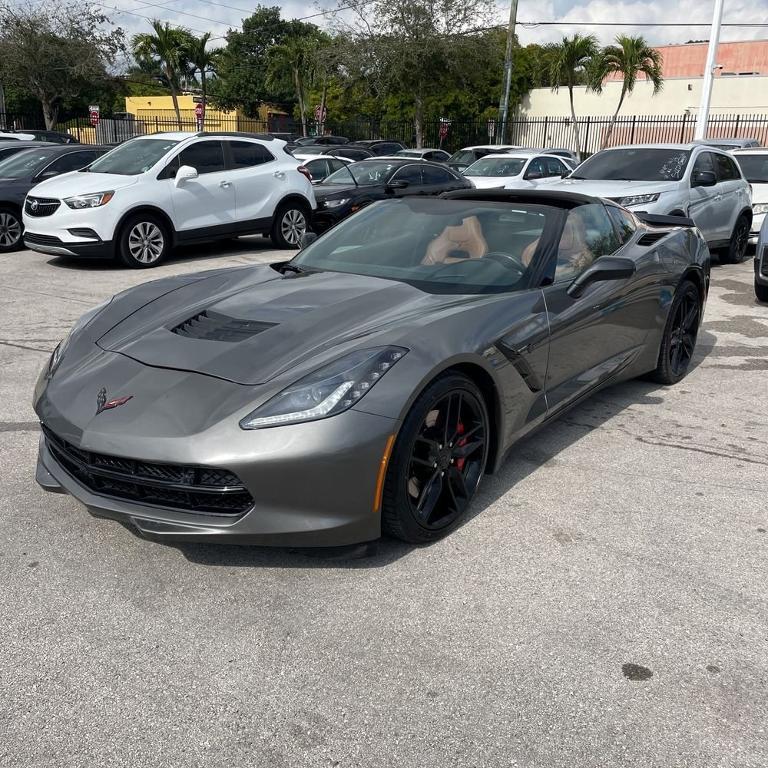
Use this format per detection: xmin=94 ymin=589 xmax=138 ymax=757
xmin=555 ymin=144 xmax=752 ymax=263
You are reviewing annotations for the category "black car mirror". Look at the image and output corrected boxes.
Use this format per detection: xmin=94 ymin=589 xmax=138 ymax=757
xmin=299 ymin=231 xmax=318 ymax=249
xmin=566 ymin=256 xmax=636 ymax=298
xmin=386 ymin=180 xmax=409 ymax=190
xmin=692 ymin=169 xmax=717 ymax=187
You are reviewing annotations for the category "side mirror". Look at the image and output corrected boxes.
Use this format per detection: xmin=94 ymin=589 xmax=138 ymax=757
xmin=386 ymin=180 xmax=409 ymax=190
xmin=299 ymin=231 xmax=318 ymax=249
xmin=692 ymin=169 xmax=717 ymax=187
xmin=175 ymin=164 xmax=198 ymax=185
xmin=566 ymin=256 xmax=636 ymax=298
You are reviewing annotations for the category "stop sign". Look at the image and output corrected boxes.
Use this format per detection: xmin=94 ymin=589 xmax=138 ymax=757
xmin=195 ymin=103 xmax=204 ymax=118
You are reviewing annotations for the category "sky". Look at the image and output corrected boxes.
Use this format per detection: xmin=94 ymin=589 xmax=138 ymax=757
xmin=91 ymin=0 xmax=768 ymax=48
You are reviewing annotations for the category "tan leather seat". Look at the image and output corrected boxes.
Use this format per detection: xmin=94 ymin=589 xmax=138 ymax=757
xmin=423 ymin=216 xmax=488 ymax=265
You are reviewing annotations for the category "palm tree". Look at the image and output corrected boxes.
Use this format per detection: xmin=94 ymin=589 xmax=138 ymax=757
xmin=185 ymin=33 xmax=217 ymax=129
xmin=595 ymin=36 xmax=663 ymax=148
xmin=266 ymin=36 xmax=316 ymax=137
xmin=132 ymin=21 xmax=190 ymax=128
xmin=546 ymin=34 xmax=600 ymax=159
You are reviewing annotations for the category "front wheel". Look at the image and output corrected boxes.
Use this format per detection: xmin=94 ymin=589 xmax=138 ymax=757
xmin=382 ymin=373 xmax=490 ymax=543
xmin=648 ymin=280 xmax=701 ymax=385
xmin=118 ymin=214 xmax=170 ymax=268
xmin=270 ymin=201 xmax=309 ymax=249
xmin=0 ymin=206 xmax=23 ymax=253
xmin=720 ymin=214 xmax=750 ymax=264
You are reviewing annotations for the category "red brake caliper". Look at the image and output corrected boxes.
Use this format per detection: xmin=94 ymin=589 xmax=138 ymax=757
xmin=455 ymin=421 xmax=466 ymax=471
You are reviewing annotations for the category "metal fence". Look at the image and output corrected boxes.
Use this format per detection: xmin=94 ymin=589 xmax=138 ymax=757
xmin=3 ymin=110 xmax=768 ymax=153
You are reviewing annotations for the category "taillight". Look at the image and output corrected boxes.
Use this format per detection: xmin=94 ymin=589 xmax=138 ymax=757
xmin=297 ymin=165 xmax=313 ymax=182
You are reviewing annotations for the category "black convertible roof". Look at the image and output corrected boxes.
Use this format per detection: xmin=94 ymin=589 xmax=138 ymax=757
xmin=442 ymin=188 xmax=600 ymax=208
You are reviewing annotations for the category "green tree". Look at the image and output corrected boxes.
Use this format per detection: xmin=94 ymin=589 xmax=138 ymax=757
xmin=0 ymin=1 xmax=124 ymax=129
xmin=546 ymin=34 xmax=601 ymax=158
xmin=185 ymin=33 xmax=218 ymax=128
xmin=132 ymin=21 xmax=192 ymax=127
xmin=594 ymin=36 xmax=663 ymax=148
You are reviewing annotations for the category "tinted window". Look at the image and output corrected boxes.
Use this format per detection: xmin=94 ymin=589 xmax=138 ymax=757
xmin=554 ymin=204 xmax=620 ymax=283
xmin=426 ymin=151 xmax=449 ymax=162
xmin=606 ymin=205 xmax=637 ymax=245
xmin=464 ymin=157 xmax=525 ymax=177
xmin=714 ymin=153 xmax=740 ymax=181
xmin=229 ymin=140 xmax=273 ymax=168
xmin=545 ymin=157 xmax=567 ymax=177
xmin=525 ymin=158 xmax=547 ymax=179
xmin=88 ymin=138 xmax=179 ymax=175
xmin=734 ymin=154 xmax=768 ymax=183
xmin=574 ymin=148 xmax=691 ymax=181
xmin=327 ymin=158 xmax=348 ymax=173
xmin=377 ymin=143 xmax=403 ymax=154
xmin=43 ymin=151 xmax=98 ymax=175
xmin=422 ymin=166 xmax=454 ymax=184
xmin=324 ymin=160 xmax=399 ymax=186
xmin=305 ymin=158 xmax=330 ymax=180
xmin=179 ymin=141 xmax=225 ymax=174
xmin=392 ymin=165 xmax=423 ymax=184
xmin=692 ymin=151 xmax=716 ymax=178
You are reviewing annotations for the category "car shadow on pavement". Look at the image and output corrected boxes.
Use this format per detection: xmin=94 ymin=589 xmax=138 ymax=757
xmin=175 ymin=348 xmax=713 ymax=571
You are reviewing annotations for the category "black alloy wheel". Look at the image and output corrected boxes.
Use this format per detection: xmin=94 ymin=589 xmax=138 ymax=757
xmin=649 ymin=280 xmax=701 ymax=385
xmin=382 ymin=373 xmax=489 ymax=543
xmin=721 ymin=215 xmax=750 ymax=264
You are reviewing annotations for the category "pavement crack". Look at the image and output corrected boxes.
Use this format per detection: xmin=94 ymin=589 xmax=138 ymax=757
xmin=0 ymin=340 xmax=52 ymax=354
xmin=635 ymin=435 xmax=768 ymax=466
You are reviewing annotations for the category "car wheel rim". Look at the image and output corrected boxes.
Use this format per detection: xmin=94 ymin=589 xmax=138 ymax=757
xmin=281 ymin=209 xmax=306 ymax=245
xmin=0 ymin=212 xmax=22 ymax=247
xmin=669 ymin=290 xmax=700 ymax=377
xmin=128 ymin=222 xmax=164 ymax=264
xmin=406 ymin=390 xmax=487 ymax=530
xmin=733 ymin=219 xmax=749 ymax=260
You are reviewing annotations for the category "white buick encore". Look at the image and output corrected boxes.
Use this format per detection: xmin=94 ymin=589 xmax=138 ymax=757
xmin=22 ymin=132 xmax=316 ymax=268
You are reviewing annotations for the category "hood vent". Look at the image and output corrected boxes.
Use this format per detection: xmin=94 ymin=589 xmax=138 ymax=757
xmin=171 ymin=310 xmax=276 ymax=342
xmin=637 ymin=231 xmax=667 ymax=247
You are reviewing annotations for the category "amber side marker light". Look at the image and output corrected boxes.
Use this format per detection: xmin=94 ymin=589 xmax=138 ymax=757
xmin=373 ymin=434 xmax=396 ymax=513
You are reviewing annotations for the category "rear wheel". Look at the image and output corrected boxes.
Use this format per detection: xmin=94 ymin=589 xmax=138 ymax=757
xmin=382 ymin=373 xmax=489 ymax=543
xmin=0 ymin=206 xmax=23 ymax=253
xmin=648 ymin=280 xmax=701 ymax=385
xmin=270 ymin=201 xmax=309 ymax=249
xmin=118 ymin=214 xmax=170 ymax=268
xmin=756 ymin=280 xmax=768 ymax=303
xmin=720 ymin=214 xmax=750 ymax=264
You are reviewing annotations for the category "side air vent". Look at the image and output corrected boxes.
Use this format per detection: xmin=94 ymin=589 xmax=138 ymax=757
xmin=171 ymin=310 xmax=276 ymax=342
xmin=637 ymin=231 xmax=667 ymax=247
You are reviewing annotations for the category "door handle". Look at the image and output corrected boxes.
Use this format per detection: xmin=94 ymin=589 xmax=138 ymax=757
xmin=273 ymin=171 xmax=285 ymax=179
xmin=220 ymin=180 xmax=232 ymax=188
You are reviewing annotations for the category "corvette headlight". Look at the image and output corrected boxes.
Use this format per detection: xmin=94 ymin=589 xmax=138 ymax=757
xmin=64 ymin=191 xmax=114 ymax=209
xmin=323 ymin=198 xmax=350 ymax=209
xmin=46 ymin=297 xmax=112 ymax=377
xmin=753 ymin=203 xmax=768 ymax=215
xmin=619 ymin=193 xmax=660 ymax=207
xmin=240 ymin=346 xmax=407 ymax=429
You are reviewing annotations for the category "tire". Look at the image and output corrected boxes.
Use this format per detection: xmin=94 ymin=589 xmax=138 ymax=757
xmin=648 ymin=280 xmax=701 ymax=385
xmin=756 ymin=280 xmax=768 ymax=303
xmin=0 ymin=206 xmax=24 ymax=253
xmin=382 ymin=373 xmax=490 ymax=544
xmin=118 ymin=213 xmax=170 ymax=268
xmin=720 ymin=214 xmax=750 ymax=264
xmin=270 ymin=200 xmax=309 ymax=249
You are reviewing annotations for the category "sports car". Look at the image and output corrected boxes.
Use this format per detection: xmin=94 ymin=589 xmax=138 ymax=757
xmin=34 ymin=190 xmax=710 ymax=547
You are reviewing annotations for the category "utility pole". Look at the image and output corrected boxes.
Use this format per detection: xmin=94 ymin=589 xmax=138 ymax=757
xmin=694 ymin=0 xmax=725 ymax=140
xmin=497 ymin=0 xmax=519 ymax=145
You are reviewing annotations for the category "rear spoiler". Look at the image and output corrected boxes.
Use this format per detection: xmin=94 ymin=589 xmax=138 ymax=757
xmin=635 ymin=212 xmax=696 ymax=228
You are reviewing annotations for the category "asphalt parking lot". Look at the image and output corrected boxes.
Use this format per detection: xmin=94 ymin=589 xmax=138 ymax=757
xmin=1 ymin=242 xmax=767 ymax=767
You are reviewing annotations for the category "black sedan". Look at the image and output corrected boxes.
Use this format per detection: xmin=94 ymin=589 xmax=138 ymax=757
xmin=0 ymin=144 xmax=108 ymax=252
xmin=351 ymin=139 xmax=407 ymax=156
xmin=312 ymin=158 xmax=472 ymax=231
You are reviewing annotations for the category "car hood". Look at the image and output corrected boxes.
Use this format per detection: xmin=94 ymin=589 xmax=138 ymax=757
xmin=30 ymin=171 xmax=140 ymax=197
xmin=552 ymin=178 xmax=680 ymax=198
xmin=96 ymin=265 xmax=473 ymax=386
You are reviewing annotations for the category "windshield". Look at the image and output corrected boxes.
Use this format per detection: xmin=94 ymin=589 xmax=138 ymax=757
xmin=573 ymin=148 xmax=691 ymax=181
xmin=0 ymin=149 xmax=54 ymax=178
xmin=323 ymin=160 xmax=399 ymax=186
xmin=86 ymin=138 xmax=180 ymax=175
xmin=464 ymin=158 xmax=526 ymax=177
xmin=735 ymin=154 xmax=768 ymax=183
xmin=292 ymin=198 xmax=557 ymax=294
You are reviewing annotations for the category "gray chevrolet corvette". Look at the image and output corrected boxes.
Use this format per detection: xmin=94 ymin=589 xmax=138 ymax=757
xmin=34 ymin=190 xmax=709 ymax=546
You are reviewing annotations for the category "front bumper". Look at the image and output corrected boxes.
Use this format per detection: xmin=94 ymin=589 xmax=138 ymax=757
xmin=24 ymin=233 xmax=114 ymax=258
xmin=35 ymin=403 xmax=397 ymax=546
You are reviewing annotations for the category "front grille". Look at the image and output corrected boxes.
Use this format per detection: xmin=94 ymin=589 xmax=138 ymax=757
xmin=24 ymin=232 xmax=64 ymax=247
xmin=25 ymin=196 xmax=61 ymax=217
xmin=761 ymin=245 xmax=768 ymax=278
xmin=171 ymin=309 xmax=276 ymax=342
xmin=43 ymin=425 xmax=253 ymax=516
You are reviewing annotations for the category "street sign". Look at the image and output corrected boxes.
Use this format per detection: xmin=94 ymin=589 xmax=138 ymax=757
xmin=192 ymin=96 xmax=204 ymax=104
xmin=89 ymin=105 xmax=100 ymax=127
xmin=314 ymin=104 xmax=327 ymax=123
xmin=487 ymin=118 xmax=496 ymax=140
xmin=438 ymin=117 xmax=451 ymax=140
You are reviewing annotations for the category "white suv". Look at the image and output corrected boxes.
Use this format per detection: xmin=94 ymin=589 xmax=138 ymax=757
xmin=22 ymin=132 xmax=316 ymax=267
xmin=555 ymin=143 xmax=753 ymax=263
